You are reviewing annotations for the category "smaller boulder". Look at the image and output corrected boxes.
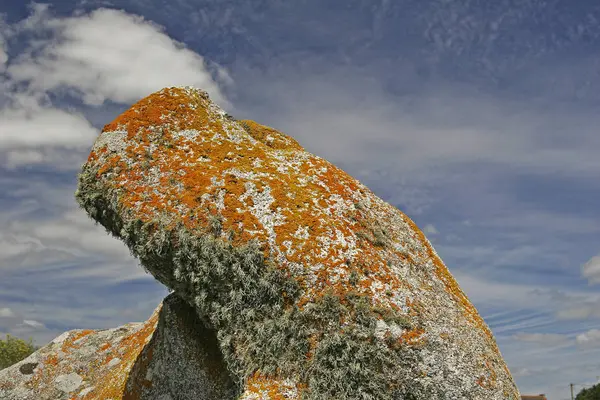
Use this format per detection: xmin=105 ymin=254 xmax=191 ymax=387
xmin=0 ymin=293 xmax=236 ymax=400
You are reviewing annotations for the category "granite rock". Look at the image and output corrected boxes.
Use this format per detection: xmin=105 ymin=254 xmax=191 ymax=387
xmin=71 ymin=86 xmax=520 ymax=399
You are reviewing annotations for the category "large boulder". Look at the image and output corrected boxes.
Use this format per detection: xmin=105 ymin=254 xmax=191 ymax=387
xmin=71 ymin=86 xmax=519 ymax=399
xmin=0 ymin=293 xmax=236 ymax=399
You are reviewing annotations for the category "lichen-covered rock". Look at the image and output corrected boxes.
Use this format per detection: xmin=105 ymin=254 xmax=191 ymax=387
xmin=0 ymin=293 xmax=236 ymax=400
xmin=75 ymin=86 xmax=520 ymax=399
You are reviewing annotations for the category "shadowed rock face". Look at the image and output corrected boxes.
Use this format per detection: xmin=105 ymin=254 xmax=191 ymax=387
xmin=0 ymin=293 xmax=236 ymax=400
xmin=70 ymin=86 xmax=519 ymax=399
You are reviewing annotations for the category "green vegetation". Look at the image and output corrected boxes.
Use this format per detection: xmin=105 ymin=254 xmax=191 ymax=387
xmin=576 ymin=382 xmax=600 ymax=400
xmin=0 ymin=334 xmax=40 ymax=370
xmin=76 ymin=163 xmax=430 ymax=399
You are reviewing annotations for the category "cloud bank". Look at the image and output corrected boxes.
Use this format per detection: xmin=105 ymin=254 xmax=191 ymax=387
xmin=0 ymin=4 xmax=229 ymax=169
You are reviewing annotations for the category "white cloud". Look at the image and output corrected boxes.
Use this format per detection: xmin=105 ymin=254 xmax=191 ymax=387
xmin=0 ymin=105 xmax=97 ymax=148
xmin=6 ymin=208 xmax=132 ymax=263
xmin=576 ymin=329 xmax=600 ymax=348
xmin=0 ymin=307 xmax=15 ymax=318
xmin=4 ymin=150 xmax=45 ymax=168
xmin=513 ymin=332 xmax=570 ymax=346
xmin=511 ymin=367 xmax=532 ymax=377
xmin=0 ymin=174 xmax=139 ymax=281
xmin=531 ymin=288 xmax=600 ymax=321
xmin=0 ymin=234 xmax=42 ymax=261
xmin=582 ymin=255 xmax=600 ymax=285
xmin=7 ymin=6 xmax=229 ymax=107
xmin=556 ymin=305 xmax=600 ymax=321
xmin=423 ymin=224 xmax=439 ymax=235
xmin=20 ymin=320 xmax=46 ymax=330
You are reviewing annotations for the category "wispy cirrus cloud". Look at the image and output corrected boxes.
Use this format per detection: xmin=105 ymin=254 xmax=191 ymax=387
xmin=513 ymin=332 xmax=570 ymax=347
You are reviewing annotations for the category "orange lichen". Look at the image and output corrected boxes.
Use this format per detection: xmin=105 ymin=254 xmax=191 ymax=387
xmin=246 ymin=372 xmax=303 ymax=399
xmin=82 ymin=308 xmax=160 ymax=400
xmin=239 ymin=120 xmax=304 ymax=151
xmin=406 ymin=298 xmax=425 ymax=318
xmin=401 ymin=328 xmax=427 ymax=347
xmin=60 ymin=329 xmax=94 ymax=353
xmin=44 ymin=354 xmax=59 ymax=366
xmin=103 ymin=90 xmax=210 ymax=139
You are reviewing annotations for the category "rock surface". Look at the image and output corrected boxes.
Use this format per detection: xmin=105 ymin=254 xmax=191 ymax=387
xmin=12 ymin=85 xmax=518 ymax=399
xmin=0 ymin=293 xmax=236 ymax=399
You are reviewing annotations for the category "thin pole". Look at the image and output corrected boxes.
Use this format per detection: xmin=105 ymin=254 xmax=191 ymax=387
xmin=571 ymin=383 xmax=575 ymax=400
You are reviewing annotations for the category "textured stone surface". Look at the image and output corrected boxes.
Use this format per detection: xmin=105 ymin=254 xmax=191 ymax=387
xmin=0 ymin=293 xmax=235 ymax=399
xmin=72 ymin=86 xmax=519 ymax=399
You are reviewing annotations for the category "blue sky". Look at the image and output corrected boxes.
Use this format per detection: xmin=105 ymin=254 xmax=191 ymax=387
xmin=0 ymin=1 xmax=599 ymax=398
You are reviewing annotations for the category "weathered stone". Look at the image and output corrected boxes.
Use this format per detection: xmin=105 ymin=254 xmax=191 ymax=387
xmin=71 ymin=86 xmax=519 ymax=399
xmin=0 ymin=293 xmax=236 ymax=399
xmin=124 ymin=293 xmax=236 ymax=399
